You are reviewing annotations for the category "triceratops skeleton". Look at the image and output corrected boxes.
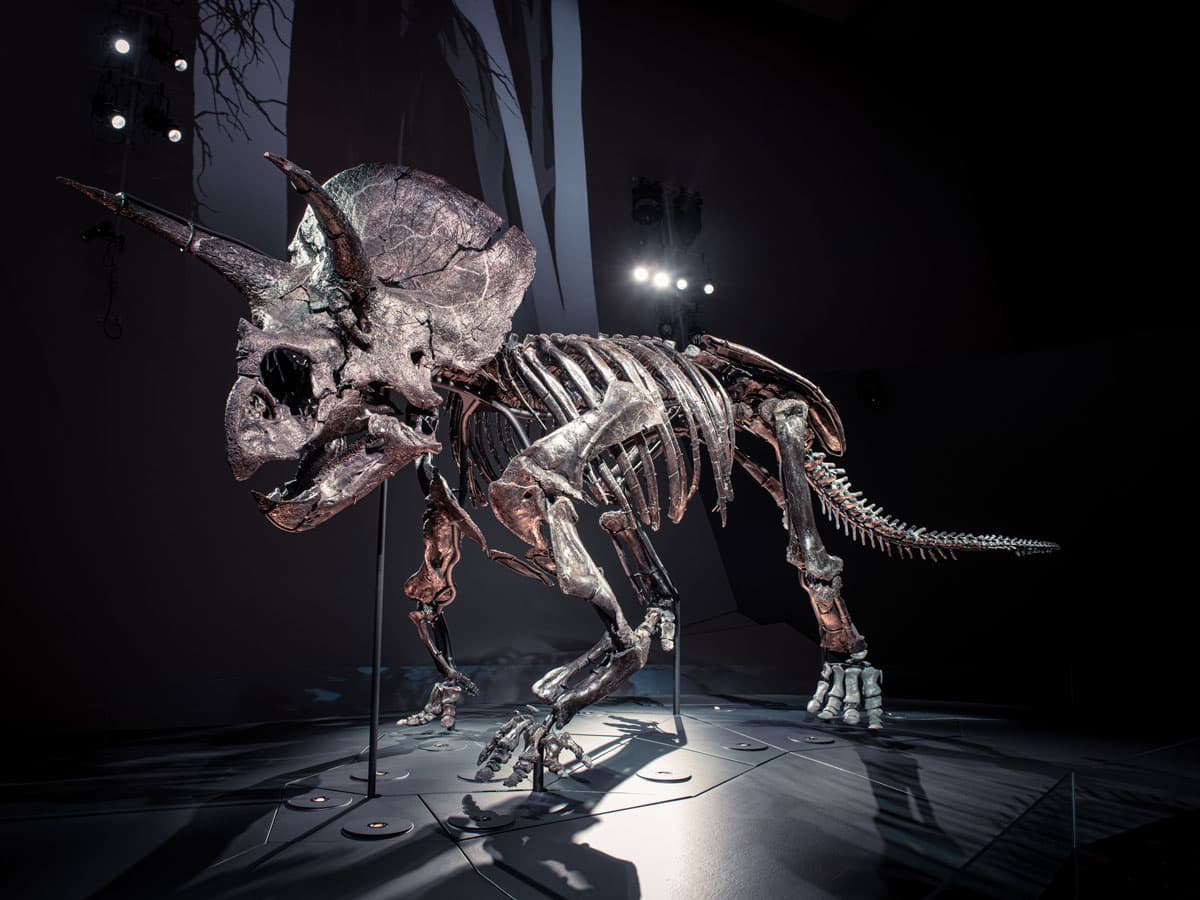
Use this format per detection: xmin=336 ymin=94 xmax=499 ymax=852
xmin=62 ymin=156 xmax=1057 ymax=786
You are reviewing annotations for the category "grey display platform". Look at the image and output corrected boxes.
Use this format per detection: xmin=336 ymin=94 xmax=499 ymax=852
xmin=3 ymin=696 xmax=1197 ymax=898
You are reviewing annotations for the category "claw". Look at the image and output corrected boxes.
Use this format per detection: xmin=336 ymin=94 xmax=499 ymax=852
xmin=502 ymin=724 xmax=593 ymax=786
xmin=842 ymin=666 xmax=862 ymax=725
xmin=807 ymin=662 xmax=833 ymax=714
xmin=476 ymin=711 xmax=535 ymax=781
xmin=818 ymin=663 xmax=846 ymax=720
xmin=657 ymin=609 xmax=677 ymax=653
xmin=862 ymin=665 xmax=884 ymax=730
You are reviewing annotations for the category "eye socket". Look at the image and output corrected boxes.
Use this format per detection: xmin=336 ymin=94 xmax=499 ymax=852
xmin=260 ymin=348 xmax=315 ymax=416
xmin=410 ymin=349 xmax=425 ymax=367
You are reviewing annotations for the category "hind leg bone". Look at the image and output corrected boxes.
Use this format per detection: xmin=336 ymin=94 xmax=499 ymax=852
xmin=478 ymin=380 xmax=665 ymax=783
xmin=761 ymin=398 xmax=884 ymax=729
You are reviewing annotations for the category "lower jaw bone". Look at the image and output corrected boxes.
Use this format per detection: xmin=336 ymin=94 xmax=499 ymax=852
xmin=254 ymin=427 xmax=439 ymax=532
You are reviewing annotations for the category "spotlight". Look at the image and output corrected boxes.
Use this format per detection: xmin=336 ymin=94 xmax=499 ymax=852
xmin=652 ymin=271 xmax=670 ymax=289
xmin=703 ymin=283 xmax=715 ymax=295
xmin=633 ymin=266 xmax=649 ymax=283
xmin=112 ymin=37 xmax=131 ymax=55
xmin=676 ymin=278 xmax=688 ymax=290
xmin=92 ymin=93 xmax=128 ymax=131
xmin=143 ymin=106 xmax=182 ymax=143
xmin=148 ymin=35 xmax=190 ymax=73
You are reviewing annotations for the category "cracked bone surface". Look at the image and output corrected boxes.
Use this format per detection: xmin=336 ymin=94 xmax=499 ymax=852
xmin=62 ymin=158 xmax=534 ymax=532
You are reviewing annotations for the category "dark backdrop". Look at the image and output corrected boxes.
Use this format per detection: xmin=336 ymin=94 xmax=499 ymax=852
xmin=1 ymin=0 xmax=1188 ymax=737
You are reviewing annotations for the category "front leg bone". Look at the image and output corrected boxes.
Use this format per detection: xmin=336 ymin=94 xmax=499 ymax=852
xmin=401 ymin=456 xmax=486 ymax=728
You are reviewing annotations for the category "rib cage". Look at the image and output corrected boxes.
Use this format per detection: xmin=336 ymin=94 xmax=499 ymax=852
xmin=442 ymin=332 xmax=1057 ymax=562
xmin=446 ymin=334 xmax=737 ymax=530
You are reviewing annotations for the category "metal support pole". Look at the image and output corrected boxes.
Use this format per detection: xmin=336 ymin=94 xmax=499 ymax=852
xmin=672 ymin=597 xmax=681 ymax=716
xmin=367 ymin=479 xmax=389 ymax=799
xmin=532 ymin=747 xmax=546 ymax=793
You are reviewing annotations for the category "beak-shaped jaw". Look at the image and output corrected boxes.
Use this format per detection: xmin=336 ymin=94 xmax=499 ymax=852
xmin=251 ymin=414 xmax=441 ymax=533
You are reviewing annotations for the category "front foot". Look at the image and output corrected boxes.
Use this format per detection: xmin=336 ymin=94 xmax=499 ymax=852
xmin=398 ymin=677 xmax=474 ymax=730
xmin=807 ymin=656 xmax=883 ymax=729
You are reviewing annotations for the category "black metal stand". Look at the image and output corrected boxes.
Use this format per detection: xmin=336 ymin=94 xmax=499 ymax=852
xmin=286 ymin=479 xmax=413 ymax=841
xmin=367 ymin=479 xmax=388 ymax=800
xmin=532 ymin=744 xmax=546 ymax=793
xmin=673 ymin=598 xmax=681 ymax=716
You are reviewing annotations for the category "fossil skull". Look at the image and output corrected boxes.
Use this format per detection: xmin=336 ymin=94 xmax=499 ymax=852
xmin=62 ymin=155 xmax=535 ymax=531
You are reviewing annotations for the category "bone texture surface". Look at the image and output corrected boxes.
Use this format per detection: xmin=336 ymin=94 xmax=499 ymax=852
xmin=63 ymin=157 xmax=1058 ymax=784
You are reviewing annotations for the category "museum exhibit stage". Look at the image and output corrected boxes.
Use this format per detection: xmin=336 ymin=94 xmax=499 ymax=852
xmin=4 ymin=690 xmax=1197 ymax=899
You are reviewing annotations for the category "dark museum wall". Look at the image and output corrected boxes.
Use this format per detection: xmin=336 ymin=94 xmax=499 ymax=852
xmin=0 ymin=0 xmax=1189 ymax=739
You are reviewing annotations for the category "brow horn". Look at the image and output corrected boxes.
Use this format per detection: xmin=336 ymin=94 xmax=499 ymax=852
xmin=57 ymin=177 xmax=292 ymax=309
xmin=262 ymin=153 xmax=373 ymax=301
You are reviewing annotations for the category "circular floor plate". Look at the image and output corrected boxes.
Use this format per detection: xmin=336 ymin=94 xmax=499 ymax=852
xmin=349 ymin=766 xmax=411 ymax=782
xmin=725 ymin=741 xmax=769 ymax=752
xmin=419 ymin=740 xmax=467 ymax=752
xmin=636 ymin=766 xmax=692 ymax=783
xmin=789 ymin=735 xmax=836 ymax=745
xmin=341 ymin=818 xmax=415 ymax=839
xmin=286 ymin=791 xmax=356 ymax=810
xmin=447 ymin=812 xmax=515 ymax=831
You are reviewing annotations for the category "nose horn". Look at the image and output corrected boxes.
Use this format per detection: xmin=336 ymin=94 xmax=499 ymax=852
xmin=57 ymin=176 xmax=292 ymax=309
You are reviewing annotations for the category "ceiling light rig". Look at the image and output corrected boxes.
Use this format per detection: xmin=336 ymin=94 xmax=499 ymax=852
xmin=148 ymin=34 xmax=189 ymax=74
xmin=142 ymin=102 xmax=184 ymax=144
xmin=86 ymin=7 xmax=193 ymax=342
xmin=92 ymin=14 xmax=189 ymax=147
xmin=629 ymin=175 xmax=717 ymax=347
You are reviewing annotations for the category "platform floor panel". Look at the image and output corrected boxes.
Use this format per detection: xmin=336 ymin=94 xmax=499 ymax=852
xmin=2 ymin=696 xmax=1196 ymax=898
